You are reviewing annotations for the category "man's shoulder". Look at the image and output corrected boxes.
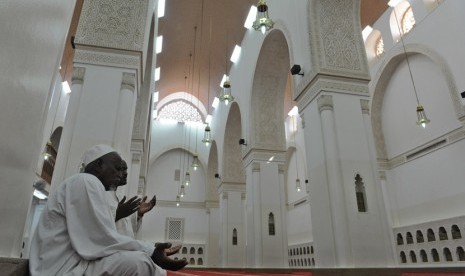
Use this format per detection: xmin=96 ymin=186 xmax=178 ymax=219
xmin=63 ymin=173 xmax=102 ymax=189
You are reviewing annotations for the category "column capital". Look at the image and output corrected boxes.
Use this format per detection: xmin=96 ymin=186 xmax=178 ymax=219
xmin=121 ymin=72 xmax=136 ymax=92
xmin=317 ymin=94 xmax=334 ymax=113
xmin=243 ymin=149 xmax=287 ymax=167
xmin=71 ymin=67 xmax=86 ymax=85
xmin=360 ymin=99 xmax=370 ymax=115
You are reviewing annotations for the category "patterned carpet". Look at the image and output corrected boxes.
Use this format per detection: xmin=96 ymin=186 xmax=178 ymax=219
xmin=168 ymin=270 xmax=312 ymax=276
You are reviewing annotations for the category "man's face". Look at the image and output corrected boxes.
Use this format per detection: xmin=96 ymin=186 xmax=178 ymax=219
xmin=99 ymin=152 xmax=123 ymax=191
xmin=119 ymin=161 xmax=128 ymax=186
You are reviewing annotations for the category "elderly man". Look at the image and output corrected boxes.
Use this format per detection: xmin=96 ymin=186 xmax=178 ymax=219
xmin=29 ymin=144 xmax=187 ymax=275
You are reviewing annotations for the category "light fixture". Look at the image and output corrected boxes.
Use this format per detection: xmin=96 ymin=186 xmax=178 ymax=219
xmin=202 ymin=124 xmax=211 ymax=146
xmin=296 ymin=178 xmax=301 ymax=192
xmin=392 ymin=6 xmax=430 ymax=128
xmin=239 ymin=138 xmax=247 ymax=146
xmin=180 ymin=185 xmax=185 ymax=197
xmin=191 ymin=154 xmax=200 ymax=171
xmin=252 ymin=0 xmax=274 ymax=34
xmin=184 ymin=171 xmax=191 ymax=186
xmin=219 ymin=75 xmax=234 ymax=105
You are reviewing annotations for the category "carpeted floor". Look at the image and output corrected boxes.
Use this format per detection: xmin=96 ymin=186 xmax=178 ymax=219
xmin=168 ymin=270 xmax=312 ymax=276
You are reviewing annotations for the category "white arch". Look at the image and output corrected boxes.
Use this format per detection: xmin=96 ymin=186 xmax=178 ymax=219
xmin=156 ymin=92 xmax=208 ymax=120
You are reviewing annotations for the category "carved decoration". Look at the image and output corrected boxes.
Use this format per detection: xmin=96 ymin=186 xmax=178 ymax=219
xmin=75 ymin=0 xmax=148 ymax=51
xmin=74 ymin=50 xmax=140 ymax=69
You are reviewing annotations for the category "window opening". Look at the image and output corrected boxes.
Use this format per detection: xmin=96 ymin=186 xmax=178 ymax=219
xmin=416 ymin=230 xmax=424 ymax=243
xmin=355 ymin=174 xmax=367 ymax=212
xmin=457 ymin=247 xmax=465 ymax=261
xmin=400 ymin=251 xmax=407 ymax=263
xmin=232 ymin=228 xmax=238 ymax=245
xmin=439 ymin=227 xmax=448 ymax=240
xmin=444 ymin=248 xmax=453 ymax=262
xmin=432 ymin=249 xmax=440 ymax=262
xmin=397 ymin=233 xmax=404 ymax=245
xmin=401 ymin=6 xmax=415 ymax=35
xmin=406 ymin=232 xmax=414 ymax=244
xmin=452 ymin=225 xmax=462 ymax=239
xmin=268 ymin=213 xmax=275 ymax=236
xmin=420 ymin=250 xmax=428 ymax=262
xmin=410 ymin=250 xmax=417 ymax=263
xmin=427 ymin=228 xmax=436 ymax=242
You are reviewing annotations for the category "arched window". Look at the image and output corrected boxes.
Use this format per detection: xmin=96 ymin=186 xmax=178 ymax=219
xmin=311 ymin=246 xmax=314 ymax=254
xmin=401 ymin=6 xmax=415 ymax=35
xmin=397 ymin=233 xmax=404 ymax=245
xmin=306 ymin=246 xmax=310 ymax=254
xmin=420 ymin=250 xmax=428 ymax=263
xmin=268 ymin=213 xmax=275 ymax=235
xmin=355 ymin=174 xmax=367 ymax=212
xmin=304 ymin=259 xmax=307 ymax=266
xmin=232 ymin=228 xmax=238 ymax=245
xmin=431 ymin=249 xmax=440 ymax=262
xmin=451 ymin=225 xmax=462 ymax=239
xmin=308 ymin=258 xmax=311 ymax=266
xmin=427 ymin=228 xmax=436 ymax=242
xmin=410 ymin=250 xmax=417 ymax=263
xmin=457 ymin=247 xmax=465 ymax=261
xmin=444 ymin=248 xmax=453 ymax=262
xmin=416 ymin=230 xmax=424 ymax=243
xmin=300 ymin=248 xmax=303 ymax=255
xmin=406 ymin=232 xmax=414 ymax=244
xmin=439 ymin=227 xmax=448 ymax=240
xmin=375 ymin=36 xmax=385 ymax=57
xmin=312 ymin=258 xmax=315 ymax=266
xmin=400 ymin=251 xmax=407 ymax=263
xmin=189 ymin=258 xmax=195 ymax=265
xmin=182 ymin=247 xmax=187 ymax=254
xmin=289 ymin=249 xmax=292 ymax=256
xmin=158 ymin=100 xmax=203 ymax=123
xmin=198 ymin=258 xmax=203 ymax=265
xmin=198 ymin=247 xmax=203 ymax=254
xmin=190 ymin=247 xmax=195 ymax=254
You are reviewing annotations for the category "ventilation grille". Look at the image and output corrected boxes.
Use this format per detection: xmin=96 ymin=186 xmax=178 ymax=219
xmin=174 ymin=169 xmax=180 ymax=181
xmin=294 ymin=199 xmax=307 ymax=207
xmin=406 ymin=139 xmax=447 ymax=161
xmin=166 ymin=217 xmax=184 ymax=242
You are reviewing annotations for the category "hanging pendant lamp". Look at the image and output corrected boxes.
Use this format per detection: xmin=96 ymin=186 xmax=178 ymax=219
xmin=252 ymin=0 xmax=274 ymax=34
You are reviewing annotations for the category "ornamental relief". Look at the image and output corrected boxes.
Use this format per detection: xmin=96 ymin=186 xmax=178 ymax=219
xmin=320 ymin=0 xmax=361 ymax=71
xmin=76 ymin=0 xmax=148 ymax=51
xmin=308 ymin=0 xmax=368 ymax=76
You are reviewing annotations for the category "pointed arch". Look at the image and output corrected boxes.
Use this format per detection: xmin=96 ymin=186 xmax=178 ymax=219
xmin=371 ymin=44 xmax=464 ymax=161
xmin=249 ymin=29 xmax=289 ymax=151
xmin=222 ymin=102 xmax=245 ymax=184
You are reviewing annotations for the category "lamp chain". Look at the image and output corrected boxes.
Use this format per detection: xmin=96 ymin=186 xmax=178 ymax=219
xmin=393 ymin=8 xmax=420 ymax=105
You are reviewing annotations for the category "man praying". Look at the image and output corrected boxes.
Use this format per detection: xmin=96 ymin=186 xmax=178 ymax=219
xmin=29 ymin=144 xmax=187 ymax=275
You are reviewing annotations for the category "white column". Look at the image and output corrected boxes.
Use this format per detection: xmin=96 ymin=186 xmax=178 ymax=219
xmin=206 ymin=203 xmax=220 ymax=267
xmin=243 ymin=151 xmax=288 ymax=268
xmin=113 ymin=72 xmax=137 ymax=163
xmin=317 ymin=95 xmax=352 ymax=266
xmin=52 ymin=67 xmax=86 ymax=189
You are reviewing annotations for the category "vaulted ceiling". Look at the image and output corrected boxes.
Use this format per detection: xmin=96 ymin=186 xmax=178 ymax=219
xmin=61 ymin=0 xmax=388 ymax=115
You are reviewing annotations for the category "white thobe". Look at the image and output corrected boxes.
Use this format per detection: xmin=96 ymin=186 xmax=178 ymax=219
xmin=29 ymin=173 xmax=165 ymax=276
xmin=106 ymin=190 xmax=142 ymax=239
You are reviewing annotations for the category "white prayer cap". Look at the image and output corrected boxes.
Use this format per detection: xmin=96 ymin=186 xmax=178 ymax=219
xmin=79 ymin=144 xmax=116 ymax=172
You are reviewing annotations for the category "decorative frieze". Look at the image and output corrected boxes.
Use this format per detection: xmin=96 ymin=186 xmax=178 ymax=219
xmin=75 ymin=0 xmax=148 ymax=52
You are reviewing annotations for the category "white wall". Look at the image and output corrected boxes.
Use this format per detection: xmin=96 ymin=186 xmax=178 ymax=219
xmin=0 ymin=0 xmax=76 ymax=256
